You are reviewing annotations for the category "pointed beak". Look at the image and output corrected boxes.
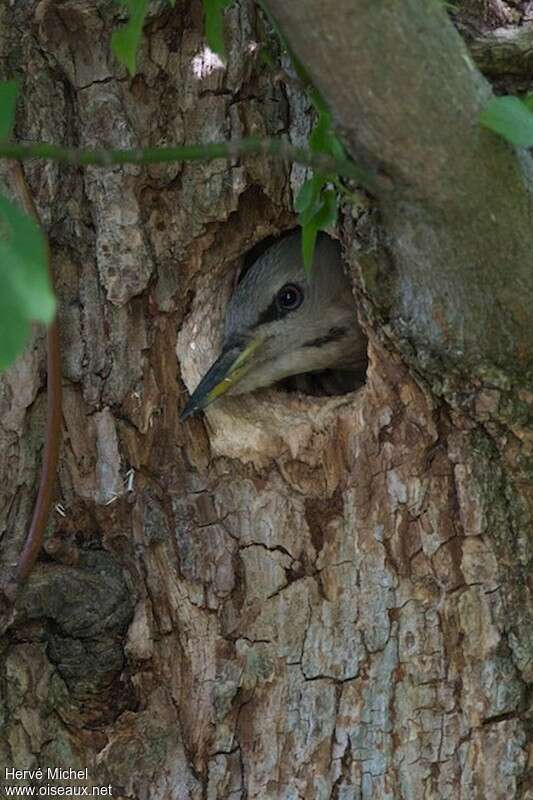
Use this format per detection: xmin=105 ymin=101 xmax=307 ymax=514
xmin=180 ymin=337 xmax=262 ymax=420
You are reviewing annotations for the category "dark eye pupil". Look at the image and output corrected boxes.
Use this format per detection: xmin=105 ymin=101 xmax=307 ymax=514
xmin=277 ymin=283 xmax=302 ymax=310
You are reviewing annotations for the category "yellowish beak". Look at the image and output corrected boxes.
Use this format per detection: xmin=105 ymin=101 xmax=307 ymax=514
xmin=180 ymin=337 xmax=262 ymax=420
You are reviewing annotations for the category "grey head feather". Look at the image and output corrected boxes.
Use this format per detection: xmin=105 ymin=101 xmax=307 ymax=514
xmin=224 ymin=232 xmax=346 ymax=341
xmin=222 ymin=231 xmax=367 ymax=395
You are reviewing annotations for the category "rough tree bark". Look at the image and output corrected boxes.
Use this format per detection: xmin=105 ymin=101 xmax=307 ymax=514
xmin=0 ymin=1 xmax=532 ymax=799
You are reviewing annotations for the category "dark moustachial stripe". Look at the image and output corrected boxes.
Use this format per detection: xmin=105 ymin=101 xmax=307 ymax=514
xmin=304 ymin=326 xmax=347 ymax=349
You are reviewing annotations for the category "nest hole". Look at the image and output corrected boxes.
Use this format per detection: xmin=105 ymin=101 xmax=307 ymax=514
xmin=278 ymin=365 xmax=367 ymax=397
xmin=178 ymin=228 xmax=369 ymax=427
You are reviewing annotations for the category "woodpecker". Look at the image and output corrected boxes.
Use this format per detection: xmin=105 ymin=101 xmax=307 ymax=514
xmin=181 ymin=231 xmax=367 ymax=419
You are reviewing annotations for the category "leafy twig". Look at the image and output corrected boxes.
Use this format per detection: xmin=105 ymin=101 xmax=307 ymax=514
xmin=255 ymin=5 xmax=364 ymax=269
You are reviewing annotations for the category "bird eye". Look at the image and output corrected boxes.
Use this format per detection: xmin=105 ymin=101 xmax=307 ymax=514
xmin=276 ymin=283 xmax=303 ymax=312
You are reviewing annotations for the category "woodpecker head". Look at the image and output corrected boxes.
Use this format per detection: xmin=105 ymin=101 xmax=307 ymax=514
xmin=181 ymin=232 xmax=367 ymax=419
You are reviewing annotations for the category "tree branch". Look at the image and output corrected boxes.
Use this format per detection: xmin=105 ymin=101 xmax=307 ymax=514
xmin=264 ymin=0 xmax=533 ymax=390
xmin=470 ymin=23 xmax=533 ymax=79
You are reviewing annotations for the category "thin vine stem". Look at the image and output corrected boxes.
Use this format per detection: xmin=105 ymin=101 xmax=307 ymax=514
xmin=0 ymin=137 xmax=381 ymax=188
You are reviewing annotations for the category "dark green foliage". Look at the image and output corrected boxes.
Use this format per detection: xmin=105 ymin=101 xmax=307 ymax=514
xmin=0 ymin=192 xmax=56 ymax=370
xmin=111 ymin=0 xmax=150 ymax=75
xmin=296 ymin=176 xmax=339 ymax=272
xmin=295 ymin=91 xmax=351 ymax=271
xmin=203 ymin=0 xmax=236 ymax=59
xmin=0 ymin=79 xmax=55 ymax=371
xmin=480 ymin=96 xmax=533 ymax=147
xmin=254 ymin=13 xmax=358 ymax=270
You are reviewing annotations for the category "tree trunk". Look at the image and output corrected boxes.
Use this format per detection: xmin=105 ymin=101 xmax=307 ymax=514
xmin=0 ymin=2 xmax=531 ymax=799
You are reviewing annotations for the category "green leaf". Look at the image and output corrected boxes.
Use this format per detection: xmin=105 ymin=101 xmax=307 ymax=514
xmin=326 ymin=132 xmax=346 ymax=161
xmin=203 ymin=0 xmax=224 ymax=58
xmin=203 ymin=0 xmax=234 ymax=59
xmin=0 ymin=192 xmax=56 ymax=368
xmin=308 ymin=87 xmax=328 ymax=116
xmin=479 ymin=96 xmax=533 ymax=147
xmin=0 ymin=288 xmax=29 ymax=371
xmin=111 ymin=0 xmax=150 ymax=76
xmin=298 ymin=193 xmax=324 ymax=226
xmin=0 ymin=80 xmax=19 ymax=141
xmin=307 ymin=98 xmax=346 ymax=163
xmin=294 ymin=175 xmax=322 ymax=214
xmin=309 ymin=109 xmax=332 ymax=154
xmin=0 ymin=194 xmax=55 ymax=323
xmin=0 ymin=192 xmax=56 ymax=371
xmin=312 ymin=189 xmax=339 ymax=230
xmin=300 ymin=190 xmax=339 ymax=273
xmin=523 ymin=94 xmax=533 ymax=113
